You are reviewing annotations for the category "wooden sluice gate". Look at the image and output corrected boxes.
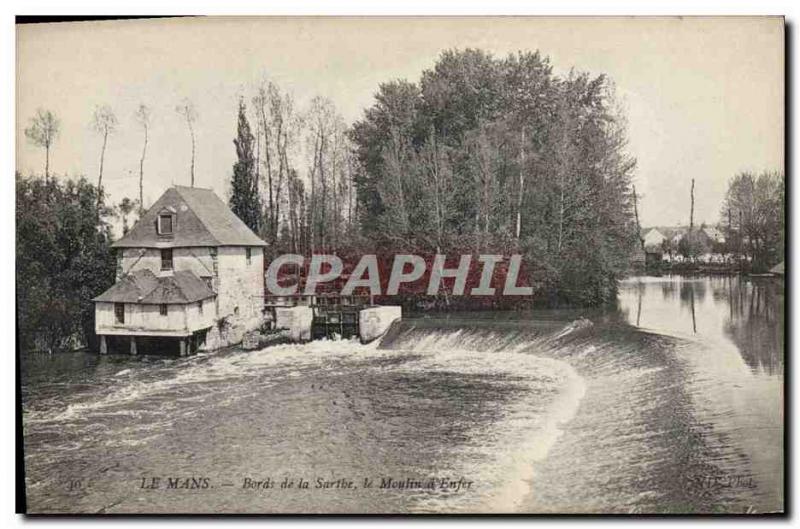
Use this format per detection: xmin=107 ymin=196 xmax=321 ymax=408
xmin=263 ymin=294 xmax=401 ymax=343
xmin=264 ymin=294 xmax=370 ymax=340
xmin=310 ymin=294 xmax=368 ymax=340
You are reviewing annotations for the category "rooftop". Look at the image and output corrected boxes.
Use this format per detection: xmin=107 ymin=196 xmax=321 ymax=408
xmin=93 ymin=269 xmax=216 ymax=304
xmin=113 ymin=186 xmax=267 ymax=248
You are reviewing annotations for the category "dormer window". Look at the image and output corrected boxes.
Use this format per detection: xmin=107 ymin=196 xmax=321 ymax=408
xmin=158 ymin=214 xmax=174 ymax=235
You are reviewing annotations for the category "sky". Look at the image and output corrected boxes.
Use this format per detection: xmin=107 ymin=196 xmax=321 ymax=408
xmin=16 ymin=16 xmax=784 ymax=227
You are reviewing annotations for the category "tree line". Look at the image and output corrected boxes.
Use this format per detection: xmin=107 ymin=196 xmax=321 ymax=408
xmin=24 ymin=99 xmax=199 ymax=218
xmin=229 ymin=83 xmax=358 ymax=256
xmin=17 ymin=47 xmax=654 ymax=352
xmin=231 ymin=49 xmax=640 ymax=305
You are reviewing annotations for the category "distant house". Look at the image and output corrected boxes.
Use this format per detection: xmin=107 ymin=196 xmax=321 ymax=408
xmin=93 ymin=186 xmax=268 ymax=355
xmin=643 ymin=228 xmax=667 ymax=250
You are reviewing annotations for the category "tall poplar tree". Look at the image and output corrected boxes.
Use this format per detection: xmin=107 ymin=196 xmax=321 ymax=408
xmin=229 ymin=99 xmax=262 ymax=233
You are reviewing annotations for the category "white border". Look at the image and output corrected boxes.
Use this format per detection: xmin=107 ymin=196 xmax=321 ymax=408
xmin=3 ymin=2 xmax=796 ymax=527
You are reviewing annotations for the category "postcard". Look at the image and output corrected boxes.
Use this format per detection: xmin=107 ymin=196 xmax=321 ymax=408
xmin=16 ymin=16 xmax=785 ymax=514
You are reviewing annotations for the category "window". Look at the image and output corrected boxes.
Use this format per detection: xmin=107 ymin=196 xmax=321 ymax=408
xmin=246 ymin=248 xmax=252 ymax=265
xmin=197 ymin=300 xmax=203 ymax=314
xmin=161 ymin=249 xmax=173 ymax=271
xmin=114 ymin=303 xmax=125 ymax=324
xmin=160 ymin=304 xmax=168 ymax=316
xmin=157 ymin=214 xmax=174 ymax=235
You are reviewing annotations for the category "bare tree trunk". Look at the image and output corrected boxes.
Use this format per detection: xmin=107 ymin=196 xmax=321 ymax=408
xmin=727 ymin=207 xmax=732 ymax=261
xmin=45 ymin=143 xmax=50 ymax=180
xmin=557 ymin=185 xmax=565 ymax=254
xmin=330 ymin=132 xmax=339 ymax=253
xmin=287 ymin=175 xmax=297 ymax=253
xmin=632 ymin=185 xmax=643 ymax=250
xmin=389 ymin=130 xmax=408 ymax=235
xmin=97 ymin=130 xmax=108 ymax=209
xmin=689 ymin=178 xmax=695 ymax=262
xmin=739 ymin=209 xmax=743 ymax=272
xmin=431 ymin=135 xmax=444 ymax=253
xmin=274 ymin=129 xmax=288 ymax=242
xmin=264 ymin=110 xmax=275 ymax=238
xmin=138 ymin=123 xmax=148 ymax=216
xmin=254 ymin=121 xmax=261 ymax=233
xmin=309 ymin=132 xmax=319 ymax=251
xmin=319 ymin=141 xmax=327 ymax=252
xmin=516 ymin=127 xmax=526 ymax=240
xmin=255 ymin=121 xmax=261 ymax=184
xmin=188 ymin=119 xmax=196 ymax=187
xmin=348 ymin=161 xmax=354 ymax=233
xmin=689 ymin=178 xmax=695 ymax=232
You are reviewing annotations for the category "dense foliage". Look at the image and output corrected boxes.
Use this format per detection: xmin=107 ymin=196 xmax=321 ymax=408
xmin=349 ymin=49 xmax=639 ymax=305
xmin=16 ymin=174 xmax=116 ymax=353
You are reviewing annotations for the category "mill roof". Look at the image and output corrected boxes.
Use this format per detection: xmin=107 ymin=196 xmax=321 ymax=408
xmin=112 ymin=186 xmax=267 ymax=248
xmin=92 ymin=269 xmax=216 ymax=304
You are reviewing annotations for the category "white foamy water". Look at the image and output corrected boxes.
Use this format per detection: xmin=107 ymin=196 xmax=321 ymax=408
xmin=22 ymin=323 xmax=591 ymax=513
xmin=21 ymin=276 xmax=784 ymax=514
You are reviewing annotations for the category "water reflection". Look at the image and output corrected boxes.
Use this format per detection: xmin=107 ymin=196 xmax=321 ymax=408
xmin=619 ymin=275 xmax=784 ymax=376
xmin=724 ymin=278 xmax=784 ymax=375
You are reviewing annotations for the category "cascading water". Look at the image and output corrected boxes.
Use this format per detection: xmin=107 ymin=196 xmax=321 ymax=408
xmin=21 ymin=277 xmax=783 ymax=513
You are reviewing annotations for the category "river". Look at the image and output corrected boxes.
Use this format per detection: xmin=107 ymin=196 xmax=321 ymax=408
xmin=20 ymin=274 xmax=784 ymax=514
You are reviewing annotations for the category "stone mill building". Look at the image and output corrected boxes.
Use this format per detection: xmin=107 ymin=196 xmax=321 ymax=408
xmin=92 ymin=186 xmax=267 ymax=355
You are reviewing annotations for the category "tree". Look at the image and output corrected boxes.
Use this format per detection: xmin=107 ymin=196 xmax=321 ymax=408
xmin=306 ymin=96 xmax=350 ymax=252
xmin=418 ymin=127 xmax=454 ymax=252
xmin=229 ymin=99 xmax=262 ymax=233
xmin=116 ymin=197 xmax=139 ymax=235
xmin=661 ymin=237 xmax=676 ymax=262
xmin=351 ymin=48 xmax=638 ymax=306
xmin=679 ymin=229 xmax=709 ymax=262
xmin=720 ymin=170 xmax=784 ymax=272
xmin=253 ymin=82 xmax=301 ymax=244
xmin=500 ymin=51 xmax=555 ymax=241
xmin=135 ymin=104 xmax=152 ymax=215
xmin=24 ymin=109 xmax=60 ymax=179
xmin=175 ymin=98 xmax=198 ymax=186
xmin=16 ymin=173 xmax=116 ymax=353
xmin=91 ymin=105 xmax=118 ymax=209
xmin=349 ymin=80 xmax=426 ymax=241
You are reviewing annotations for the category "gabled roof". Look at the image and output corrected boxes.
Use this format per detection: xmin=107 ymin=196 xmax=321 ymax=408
xmin=642 ymin=227 xmax=662 ymax=237
xmin=770 ymin=261 xmax=784 ymax=275
xmin=93 ymin=269 xmax=216 ymax=304
xmin=113 ymin=186 xmax=267 ymax=248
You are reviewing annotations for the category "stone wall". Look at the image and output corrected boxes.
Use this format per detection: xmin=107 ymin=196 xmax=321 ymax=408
xmin=359 ymin=306 xmax=402 ymax=343
xmin=274 ymin=307 xmax=314 ymax=342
